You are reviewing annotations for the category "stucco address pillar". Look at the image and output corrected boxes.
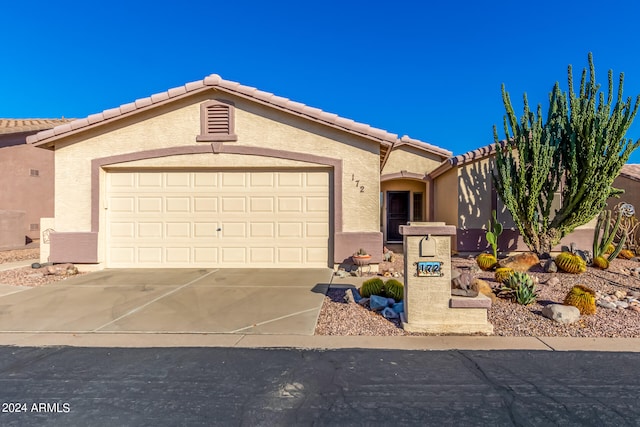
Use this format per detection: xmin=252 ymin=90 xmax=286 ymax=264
xmin=400 ymin=222 xmax=493 ymax=335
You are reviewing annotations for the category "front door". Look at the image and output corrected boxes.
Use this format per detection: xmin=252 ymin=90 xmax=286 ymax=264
xmin=386 ymin=191 xmax=410 ymax=242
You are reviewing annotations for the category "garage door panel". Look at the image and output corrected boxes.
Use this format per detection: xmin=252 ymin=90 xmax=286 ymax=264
xmin=107 ymin=170 xmax=330 ymax=268
xmin=166 ymin=197 xmax=190 ymax=212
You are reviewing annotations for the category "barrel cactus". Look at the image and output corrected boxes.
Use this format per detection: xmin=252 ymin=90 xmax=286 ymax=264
xmin=383 ymin=279 xmax=404 ymax=301
xmin=618 ymin=249 xmax=636 ymax=260
xmin=476 ymin=253 xmax=498 ymax=271
xmin=563 ymin=284 xmax=596 ymax=315
xmin=359 ymin=277 xmax=384 ymax=298
xmin=592 ymin=256 xmax=609 ymax=270
xmin=555 ymin=251 xmax=587 ymax=274
xmin=494 ymin=267 xmax=514 ymax=284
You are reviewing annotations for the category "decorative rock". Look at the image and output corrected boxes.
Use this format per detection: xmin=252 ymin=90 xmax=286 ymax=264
xmin=44 ymin=263 xmax=78 ymax=276
xmin=357 ymin=297 xmax=370 ymax=307
xmin=343 ymin=288 xmax=362 ymax=304
xmin=498 ymin=252 xmax=540 ymax=272
xmin=387 ymin=298 xmax=396 ymax=306
xmin=473 ymin=278 xmax=497 ymax=303
xmin=381 ymin=307 xmax=399 ymax=319
xmin=631 ymin=257 xmax=640 ymax=262
xmin=391 ymin=302 xmax=404 ymax=314
xmin=630 ymin=291 xmax=640 ymax=299
xmin=31 ymin=262 xmax=41 ymax=269
xmin=543 ymin=259 xmax=558 ymax=273
xmin=370 ymin=295 xmax=389 ymax=311
xmin=630 ymin=305 xmax=640 ymax=313
xmin=545 ymin=277 xmax=560 ymax=287
xmin=542 ymin=304 xmax=581 ymax=324
xmin=451 ymin=270 xmax=478 ymax=297
xmin=597 ymin=299 xmax=617 ymax=310
xmin=615 ymin=290 xmax=627 ymax=300
xmin=615 ymin=301 xmax=629 ymax=309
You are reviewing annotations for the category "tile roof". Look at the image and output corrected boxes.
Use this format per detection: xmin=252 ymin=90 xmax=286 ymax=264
xmin=0 ymin=118 xmax=73 ymax=135
xmin=27 ymin=74 xmax=449 ymax=159
xmin=620 ymin=164 xmax=640 ymax=181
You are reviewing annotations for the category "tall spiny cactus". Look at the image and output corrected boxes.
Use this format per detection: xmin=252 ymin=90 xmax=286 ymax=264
xmin=485 ymin=210 xmax=503 ymax=258
xmin=593 ymin=209 xmax=626 ymax=262
xmin=493 ymin=53 xmax=640 ymax=255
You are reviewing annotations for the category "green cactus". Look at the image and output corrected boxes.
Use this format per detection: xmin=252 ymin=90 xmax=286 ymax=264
xmin=359 ymin=277 xmax=384 ymax=298
xmin=498 ymin=272 xmax=537 ymax=305
xmin=564 ymin=284 xmax=596 ymax=314
xmin=383 ymin=279 xmax=404 ymax=301
xmin=485 ymin=210 xmax=503 ymax=258
xmin=592 ymin=209 xmax=626 ymax=263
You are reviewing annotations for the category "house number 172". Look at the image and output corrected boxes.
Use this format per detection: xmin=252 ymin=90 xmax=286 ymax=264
xmin=351 ymin=174 xmax=365 ymax=193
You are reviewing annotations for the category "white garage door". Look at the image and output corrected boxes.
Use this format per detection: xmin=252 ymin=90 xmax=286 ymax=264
xmin=106 ymin=170 xmax=330 ymax=268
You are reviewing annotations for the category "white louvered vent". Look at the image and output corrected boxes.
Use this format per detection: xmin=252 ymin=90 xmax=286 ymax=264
xmin=197 ymin=100 xmax=238 ymax=142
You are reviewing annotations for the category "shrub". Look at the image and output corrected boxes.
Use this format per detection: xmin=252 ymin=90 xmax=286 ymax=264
xmin=497 ymin=272 xmax=537 ymax=305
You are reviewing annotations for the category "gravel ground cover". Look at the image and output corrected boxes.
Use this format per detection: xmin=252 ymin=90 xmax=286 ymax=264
xmin=316 ymin=254 xmax=640 ymax=338
xmin=0 ymin=248 xmax=85 ymax=287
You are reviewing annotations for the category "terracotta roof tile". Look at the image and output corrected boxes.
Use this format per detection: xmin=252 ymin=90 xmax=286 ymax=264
xmin=620 ymin=164 xmax=640 ymax=181
xmin=0 ymin=118 xmax=73 ymax=135
xmin=25 ymin=74 xmax=451 ymax=160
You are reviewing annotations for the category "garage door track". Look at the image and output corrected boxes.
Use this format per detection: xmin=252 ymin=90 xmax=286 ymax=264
xmin=0 ymin=268 xmax=332 ymax=335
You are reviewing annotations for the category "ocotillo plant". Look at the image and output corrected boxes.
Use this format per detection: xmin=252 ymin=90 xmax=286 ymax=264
xmin=485 ymin=210 xmax=503 ymax=258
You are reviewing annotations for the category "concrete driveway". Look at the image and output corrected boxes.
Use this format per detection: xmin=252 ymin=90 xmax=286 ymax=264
xmin=0 ymin=268 xmax=332 ymax=335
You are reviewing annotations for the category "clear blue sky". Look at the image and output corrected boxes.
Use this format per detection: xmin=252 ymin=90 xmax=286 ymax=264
xmin=3 ymin=0 xmax=640 ymax=163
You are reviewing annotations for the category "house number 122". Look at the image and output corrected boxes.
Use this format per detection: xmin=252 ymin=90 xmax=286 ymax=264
xmin=351 ymin=174 xmax=365 ymax=192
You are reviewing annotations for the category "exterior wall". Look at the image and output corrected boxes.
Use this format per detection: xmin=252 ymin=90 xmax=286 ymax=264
xmin=433 ymin=168 xmax=458 ymax=229
xmin=52 ymin=91 xmax=381 ymax=265
xmin=608 ymin=175 xmax=640 ymax=213
xmin=381 ymin=145 xmax=442 ymax=176
xmin=0 ymin=141 xmax=54 ymax=241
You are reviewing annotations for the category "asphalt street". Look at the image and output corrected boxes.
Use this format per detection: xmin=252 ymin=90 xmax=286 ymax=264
xmin=1 ymin=347 xmax=639 ymax=426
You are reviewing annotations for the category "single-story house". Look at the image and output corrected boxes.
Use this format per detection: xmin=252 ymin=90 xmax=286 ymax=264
xmin=0 ymin=118 xmax=71 ymax=248
xmin=26 ymin=75 xmax=638 ymax=268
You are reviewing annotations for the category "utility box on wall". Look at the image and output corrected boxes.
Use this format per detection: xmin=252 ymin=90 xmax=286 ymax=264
xmin=400 ymin=222 xmax=493 ymax=335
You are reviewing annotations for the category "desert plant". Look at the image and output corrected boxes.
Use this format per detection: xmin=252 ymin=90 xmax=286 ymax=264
xmin=618 ymin=249 xmax=636 ymax=259
xmin=555 ymin=250 xmax=587 ymax=274
xmin=384 ymin=279 xmax=404 ymax=301
xmin=613 ymin=203 xmax=640 ymax=253
xmin=359 ymin=277 xmax=384 ymax=298
xmin=592 ymin=256 xmax=610 ymax=270
xmin=563 ymin=284 xmax=597 ymax=314
xmin=493 ymin=53 xmax=640 ymax=255
xmin=497 ymin=272 xmax=537 ymax=305
xmin=476 ymin=253 xmax=498 ymax=271
xmin=592 ymin=209 xmax=625 ymax=265
xmin=494 ymin=267 xmax=515 ymax=283
xmin=485 ymin=210 xmax=503 ymax=258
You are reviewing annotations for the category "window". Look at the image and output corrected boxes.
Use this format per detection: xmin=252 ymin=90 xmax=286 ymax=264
xmin=413 ymin=193 xmax=424 ymax=222
xmin=196 ymin=100 xmax=238 ymax=142
xmin=30 ymin=223 xmax=39 ymax=231
xmin=30 ymin=169 xmax=39 ymax=177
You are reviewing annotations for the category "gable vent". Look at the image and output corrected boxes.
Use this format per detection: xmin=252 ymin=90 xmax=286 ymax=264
xmin=197 ymin=100 xmax=238 ymax=142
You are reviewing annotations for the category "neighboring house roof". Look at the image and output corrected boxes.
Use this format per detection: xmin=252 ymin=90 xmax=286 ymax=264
xmin=620 ymin=164 xmax=640 ymax=182
xmin=0 ymin=118 xmax=73 ymax=135
xmin=429 ymin=142 xmax=501 ymax=179
xmin=24 ymin=75 xmax=450 ymax=170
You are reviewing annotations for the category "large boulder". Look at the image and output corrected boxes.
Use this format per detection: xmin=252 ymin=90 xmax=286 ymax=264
xmin=498 ymin=252 xmax=540 ymax=272
xmin=472 ymin=278 xmax=497 ymax=303
xmin=542 ymin=304 xmax=580 ymax=324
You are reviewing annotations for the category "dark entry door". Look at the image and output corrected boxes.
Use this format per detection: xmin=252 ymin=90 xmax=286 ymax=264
xmin=387 ymin=191 xmax=410 ymax=242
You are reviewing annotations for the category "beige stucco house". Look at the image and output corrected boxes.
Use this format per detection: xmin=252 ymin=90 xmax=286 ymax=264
xmin=28 ymin=75 xmax=454 ymax=269
xmin=27 ymin=75 xmax=639 ymax=268
xmin=0 ymin=119 xmax=70 ymax=249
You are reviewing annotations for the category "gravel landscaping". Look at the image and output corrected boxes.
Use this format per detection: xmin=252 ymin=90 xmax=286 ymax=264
xmin=316 ymin=254 xmax=640 ymax=338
